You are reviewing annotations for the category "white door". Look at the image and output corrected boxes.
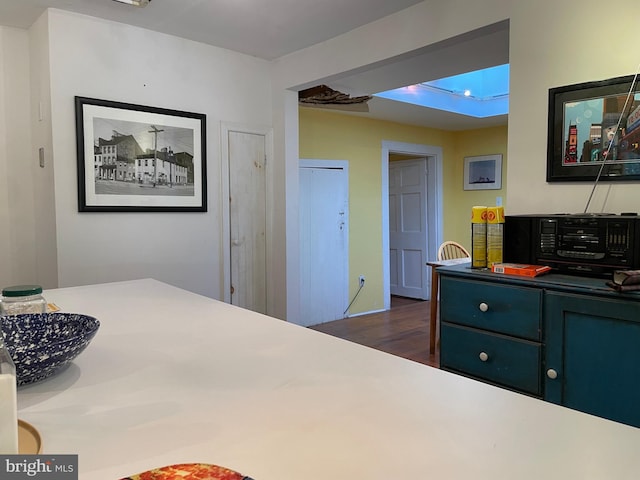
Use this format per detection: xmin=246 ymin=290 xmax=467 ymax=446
xmin=229 ymin=131 xmax=267 ymax=314
xmin=299 ymin=160 xmax=349 ymax=326
xmin=389 ymin=158 xmax=429 ymax=299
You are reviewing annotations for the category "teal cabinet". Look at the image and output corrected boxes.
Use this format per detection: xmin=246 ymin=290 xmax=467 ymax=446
xmin=544 ymin=292 xmax=640 ymax=428
xmin=439 ymin=265 xmax=640 ymax=428
xmin=440 ymin=277 xmax=542 ymax=340
xmin=441 ymin=323 xmax=541 ymax=395
xmin=440 ymin=276 xmax=543 ymax=396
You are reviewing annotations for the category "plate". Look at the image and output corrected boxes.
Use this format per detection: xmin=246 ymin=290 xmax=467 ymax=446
xmin=18 ymin=419 xmax=42 ymax=454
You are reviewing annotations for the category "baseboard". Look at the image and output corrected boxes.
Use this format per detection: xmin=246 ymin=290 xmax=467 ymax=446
xmin=346 ymin=308 xmax=386 ymax=318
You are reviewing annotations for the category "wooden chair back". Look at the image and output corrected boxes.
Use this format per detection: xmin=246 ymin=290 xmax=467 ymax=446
xmin=437 ymin=241 xmax=470 ymax=261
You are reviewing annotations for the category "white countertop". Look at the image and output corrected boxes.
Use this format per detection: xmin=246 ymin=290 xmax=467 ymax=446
xmin=17 ymin=279 xmax=640 ymax=479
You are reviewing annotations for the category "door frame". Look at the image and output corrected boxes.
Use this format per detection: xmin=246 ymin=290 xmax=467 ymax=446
xmin=382 ymin=141 xmax=443 ymax=310
xmin=221 ymin=122 xmax=274 ymax=306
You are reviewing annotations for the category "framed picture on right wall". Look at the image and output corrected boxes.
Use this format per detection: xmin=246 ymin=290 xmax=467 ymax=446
xmin=547 ymin=74 xmax=640 ymax=182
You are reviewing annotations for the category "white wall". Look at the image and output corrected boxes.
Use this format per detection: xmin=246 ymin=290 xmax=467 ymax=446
xmin=0 ymin=27 xmax=43 ymax=288
xmin=269 ymin=87 xmax=299 ymax=321
xmin=30 ymin=15 xmax=59 ymax=290
xmin=44 ymin=9 xmax=272 ymax=298
xmin=507 ymin=0 xmax=640 ymax=215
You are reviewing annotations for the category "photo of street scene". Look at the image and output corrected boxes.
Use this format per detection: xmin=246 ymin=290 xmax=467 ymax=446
xmin=92 ymin=117 xmax=195 ymax=197
xmin=563 ymin=92 xmax=640 ymax=166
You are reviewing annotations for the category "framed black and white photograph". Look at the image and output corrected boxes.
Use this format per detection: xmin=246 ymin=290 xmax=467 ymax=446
xmin=75 ymin=96 xmax=207 ymax=212
xmin=547 ymin=74 xmax=640 ymax=182
xmin=463 ymin=154 xmax=502 ymax=190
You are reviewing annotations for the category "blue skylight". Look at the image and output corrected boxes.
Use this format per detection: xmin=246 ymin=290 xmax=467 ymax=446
xmin=374 ymin=64 xmax=509 ymax=118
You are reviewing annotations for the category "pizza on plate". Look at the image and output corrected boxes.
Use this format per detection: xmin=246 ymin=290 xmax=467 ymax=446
xmin=119 ymin=463 xmax=254 ymax=480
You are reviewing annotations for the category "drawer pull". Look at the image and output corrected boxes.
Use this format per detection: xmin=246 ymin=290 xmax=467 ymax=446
xmin=546 ymin=369 xmax=558 ymax=380
xmin=478 ymin=302 xmax=489 ymax=312
xmin=479 ymin=352 xmax=489 ymax=362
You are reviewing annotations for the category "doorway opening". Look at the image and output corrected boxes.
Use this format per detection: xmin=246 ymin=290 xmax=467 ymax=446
xmin=382 ymin=141 xmax=443 ymax=311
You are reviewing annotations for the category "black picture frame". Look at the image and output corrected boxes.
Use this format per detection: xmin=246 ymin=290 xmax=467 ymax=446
xmin=547 ymin=74 xmax=640 ymax=182
xmin=75 ymin=96 xmax=207 ymax=212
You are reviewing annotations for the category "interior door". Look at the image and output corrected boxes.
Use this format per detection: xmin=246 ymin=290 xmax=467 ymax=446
xmin=229 ymin=131 xmax=267 ymax=314
xmin=389 ymin=158 xmax=429 ymax=299
xmin=298 ymin=160 xmax=349 ymax=326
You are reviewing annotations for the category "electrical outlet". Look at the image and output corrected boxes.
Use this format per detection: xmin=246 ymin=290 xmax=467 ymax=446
xmin=359 ymin=275 xmax=365 ymax=287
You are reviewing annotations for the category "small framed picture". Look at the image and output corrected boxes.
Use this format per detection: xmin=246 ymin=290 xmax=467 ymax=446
xmin=75 ymin=96 xmax=207 ymax=212
xmin=463 ymin=154 xmax=503 ymax=190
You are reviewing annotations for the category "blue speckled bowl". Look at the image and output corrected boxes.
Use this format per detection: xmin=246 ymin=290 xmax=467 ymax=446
xmin=0 ymin=312 xmax=100 ymax=386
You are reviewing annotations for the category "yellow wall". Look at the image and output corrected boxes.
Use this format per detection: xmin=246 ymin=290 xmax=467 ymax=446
xmin=299 ymin=107 xmax=507 ymax=314
xmin=451 ymin=126 xmax=508 ymax=252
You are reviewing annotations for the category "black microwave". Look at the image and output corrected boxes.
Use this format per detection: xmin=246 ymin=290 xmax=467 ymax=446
xmin=504 ymin=214 xmax=640 ymax=276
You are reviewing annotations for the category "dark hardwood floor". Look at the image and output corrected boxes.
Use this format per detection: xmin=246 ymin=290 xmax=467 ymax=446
xmin=309 ymin=296 xmax=440 ymax=368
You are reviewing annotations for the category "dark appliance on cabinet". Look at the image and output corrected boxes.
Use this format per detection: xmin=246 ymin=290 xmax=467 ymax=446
xmin=504 ymin=213 xmax=640 ymax=276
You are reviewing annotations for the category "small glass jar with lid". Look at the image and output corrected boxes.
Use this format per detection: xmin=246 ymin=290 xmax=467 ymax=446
xmin=0 ymin=285 xmax=47 ymax=316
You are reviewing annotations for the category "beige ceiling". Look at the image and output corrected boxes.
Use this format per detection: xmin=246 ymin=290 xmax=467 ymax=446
xmin=0 ymin=0 xmax=509 ymax=130
xmin=0 ymin=0 xmax=426 ymax=59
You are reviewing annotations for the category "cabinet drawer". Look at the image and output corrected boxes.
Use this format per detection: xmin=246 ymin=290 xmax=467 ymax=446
xmin=440 ymin=276 xmax=542 ymax=340
xmin=440 ymin=323 xmax=542 ymax=395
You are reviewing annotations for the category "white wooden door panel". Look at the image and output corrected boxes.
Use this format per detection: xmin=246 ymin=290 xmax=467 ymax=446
xmin=299 ymin=161 xmax=348 ymax=326
xmin=229 ymin=131 xmax=267 ymax=314
xmin=389 ymin=158 xmax=428 ymax=299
